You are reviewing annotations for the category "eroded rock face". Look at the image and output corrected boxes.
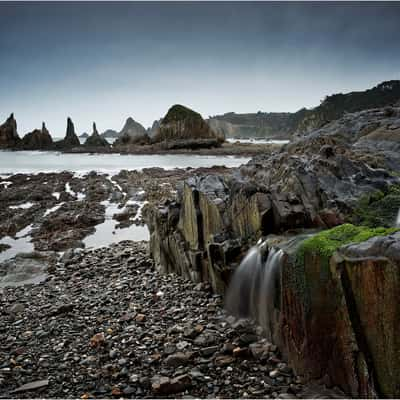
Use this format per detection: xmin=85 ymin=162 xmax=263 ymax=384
xmin=146 ymin=141 xmax=398 ymax=292
xmin=272 ymin=232 xmax=400 ymax=398
xmin=84 ymin=122 xmax=110 ymax=147
xmin=20 ymin=122 xmax=53 ymax=150
xmin=0 ymin=113 xmax=20 ymax=148
xmin=152 ymin=104 xmax=223 ymax=148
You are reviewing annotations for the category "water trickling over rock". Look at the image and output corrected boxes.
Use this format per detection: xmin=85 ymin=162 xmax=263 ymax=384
xmin=225 ymin=242 xmax=284 ymax=338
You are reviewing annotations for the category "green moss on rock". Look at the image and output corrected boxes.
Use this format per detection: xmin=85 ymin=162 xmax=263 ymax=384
xmin=163 ymin=104 xmax=202 ymax=124
xmin=296 ymin=224 xmax=397 ymax=269
xmin=351 ymin=184 xmax=400 ymax=227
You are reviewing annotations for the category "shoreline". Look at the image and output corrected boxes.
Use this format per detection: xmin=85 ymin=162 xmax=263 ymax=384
xmin=1 ymin=142 xmax=284 ymax=157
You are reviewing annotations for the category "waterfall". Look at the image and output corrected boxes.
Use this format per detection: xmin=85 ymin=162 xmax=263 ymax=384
xmin=225 ymin=242 xmax=284 ymax=336
xmin=396 ymin=209 xmax=400 ymax=227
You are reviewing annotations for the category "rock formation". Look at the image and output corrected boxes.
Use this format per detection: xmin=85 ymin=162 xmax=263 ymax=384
xmin=113 ymin=117 xmax=149 ymax=146
xmin=79 ymin=132 xmax=89 ymax=139
xmin=56 ymin=118 xmax=80 ymax=149
xmin=225 ymin=226 xmax=400 ymax=398
xmin=84 ymin=123 xmax=110 ymax=147
xmin=144 ymin=104 xmax=400 ymax=397
xmin=20 ymin=122 xmax=53 ymax=150
xmin=152 ymin=104 xmax=223 ymax=149
xmin=0 ymin=113 xmax=20 ymax=149
xmin=147 ymin=119 xmax=162 ymax=139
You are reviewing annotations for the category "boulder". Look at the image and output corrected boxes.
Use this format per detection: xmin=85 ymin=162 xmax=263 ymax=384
xmin=84 ymin=123 xmax=110 ymax=147
xmin=20 ymin=122 xmax=53 ymax=150
xmin=0 ymin=113 xmax=20 ymax=148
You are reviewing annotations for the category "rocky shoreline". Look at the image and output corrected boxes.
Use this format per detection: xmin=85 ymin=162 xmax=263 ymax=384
xmin=0 ymin=241 xmax=342 ymax=399
xmin=0 ymin=166 xmax=235 ymax=256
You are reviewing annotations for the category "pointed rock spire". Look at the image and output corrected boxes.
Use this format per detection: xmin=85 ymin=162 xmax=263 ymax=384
xmin=84 ymin=122 xmax=110 ymax=147
xmin=0 ymin=113 xmax=20 ymax=148
xmin=92 ymin=122 xmax=99 ymax=136
xmin=61 ymin=117 xmax=80 ymax=148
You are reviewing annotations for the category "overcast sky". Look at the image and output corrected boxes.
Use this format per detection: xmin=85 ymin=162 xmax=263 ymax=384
xmin=1 ymin=1 xmax=400 ymax=136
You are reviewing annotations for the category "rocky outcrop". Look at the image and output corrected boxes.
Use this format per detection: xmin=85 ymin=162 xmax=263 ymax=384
xmin=114 ymin=117 xmax=149 ymax=146
xmin=145 ymin=104 xmax=400 ymax=397
xmin=56 ymin=118 xmax=80 ymax=149
xmin=20 ymin=122 xmax=53 ymax=150
xmin=152 ymin=105 xmax=223 ymax=148
xmin=0 ymin=113 xmax=20 ymax=149
xmin=291 ymin=105 xmax=400 ymax=170
xmin=84 ymin=123 xmax=110 ymax=147
xmin=146 ymin=143 xmax=399 ymax=290
xmin=79 ymin=132 xmax=89 ymax=139
xmin=279 ymin=228 xmax=400 ymax=397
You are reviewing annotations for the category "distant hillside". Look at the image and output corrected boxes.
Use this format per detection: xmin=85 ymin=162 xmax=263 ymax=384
xmin=297 ymin=80 xmax=400 ymax=134
xmin=208 ymin=110 xmax=307 ymax=140
xmin=210 ymin=80 xmax=400 ymax=139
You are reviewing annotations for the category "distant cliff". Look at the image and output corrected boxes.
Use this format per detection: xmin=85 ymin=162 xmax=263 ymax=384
xmin=210 ymin=80 xmax=400 ymax=139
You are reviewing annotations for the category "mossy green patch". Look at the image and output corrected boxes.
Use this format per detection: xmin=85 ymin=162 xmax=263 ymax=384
xmin=163 ymin=104 xmax=202 ymax=124
xmin=351 ymin=184 xmax=400 ymax=227
xmin=296 ymin=223 xmax=397 ymax=270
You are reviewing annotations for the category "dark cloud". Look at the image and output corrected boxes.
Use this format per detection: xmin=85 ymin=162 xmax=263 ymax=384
xmin=0 ymin=1 xmax=399 ymax=134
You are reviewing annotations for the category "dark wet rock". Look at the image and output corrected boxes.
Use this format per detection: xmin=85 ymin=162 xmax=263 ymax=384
xmin=84 ymin=123 xmax=110 ymax=148
xmin=0 ymin=113 xmax=20 ymax=149
xmin=19 ymin=123 xmax=53 ymax=150
xmin=32 ymin=201 xmax=105 ymax=251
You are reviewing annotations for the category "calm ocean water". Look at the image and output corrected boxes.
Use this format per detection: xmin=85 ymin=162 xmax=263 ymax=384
xmin=0 ymin=150 xmax=250 ymax=175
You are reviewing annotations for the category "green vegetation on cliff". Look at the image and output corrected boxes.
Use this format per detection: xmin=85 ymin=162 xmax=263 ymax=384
xmin=351 ymin=184 xmax=400 ymax=227
xmin=163 ymin=104 xmax=202 ymax=124
xmin=296 ymin=224 xmax=397 ymax=269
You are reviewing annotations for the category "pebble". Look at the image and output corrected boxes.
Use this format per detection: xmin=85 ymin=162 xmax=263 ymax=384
xmin=0 ymin=241 xmax=316 ymax=399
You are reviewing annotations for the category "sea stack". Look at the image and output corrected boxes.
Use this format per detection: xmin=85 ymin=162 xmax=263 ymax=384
xmin=114 ymin=117 xmax=150 ymax=146
xmin=0 ymin=113 xmax=21 ymax=149
xmin=20 ymin=122 xmax=53 ymax=150
xmin=59 ymin=117 xmax=80 ymax=148
xmin=153 ymin=104 xmax=223 ymax=148
xmin=84 ymin=122 xmax=110 ymax=147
